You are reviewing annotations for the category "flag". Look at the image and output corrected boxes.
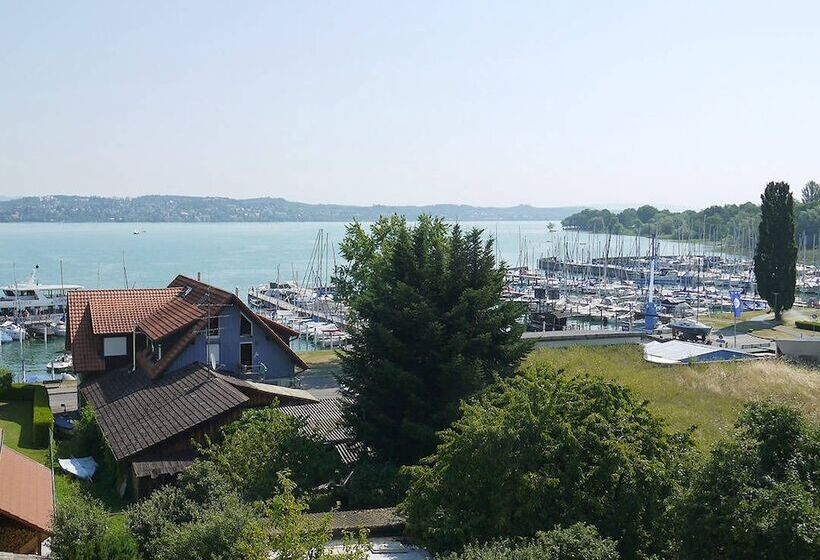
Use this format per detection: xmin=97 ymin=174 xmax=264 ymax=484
xmin=729 ymin=290 xmax=743 ymax=318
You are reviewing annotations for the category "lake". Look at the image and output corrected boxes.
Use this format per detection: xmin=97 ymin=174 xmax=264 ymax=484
xmin=0 ymin=221 xmax=704 ymax=291
xmin=0 ymin=221 xmax=703 ymax=380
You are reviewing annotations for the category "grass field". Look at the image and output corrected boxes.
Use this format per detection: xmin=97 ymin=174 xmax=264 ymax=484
xmin=0 ymin=399 xmax=49 ymax=463
xmin=524 ymin=345 xmax=820 ymax=448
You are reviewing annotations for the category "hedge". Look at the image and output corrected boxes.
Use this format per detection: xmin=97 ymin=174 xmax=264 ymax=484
xmin=794 ymin=320 xmax=820 ymax=332
xmin=0 ymin=382 xmax=54 ymax=448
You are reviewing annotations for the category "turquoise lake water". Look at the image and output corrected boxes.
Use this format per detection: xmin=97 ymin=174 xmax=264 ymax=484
xmin=0 ymin=221 xmax=701 ymax=379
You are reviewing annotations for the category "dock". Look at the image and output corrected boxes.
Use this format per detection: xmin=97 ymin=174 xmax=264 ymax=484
xmin=248 ymin=290 xmax=349 ymax=329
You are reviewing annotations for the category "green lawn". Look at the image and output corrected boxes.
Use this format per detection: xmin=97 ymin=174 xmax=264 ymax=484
xmin=0 ymin=399 xmax=49 ymax=463
xmin=524 ymin=345 xmax=820 ymax=448
xmin=1 ymin=397 xmax=127 ymax=514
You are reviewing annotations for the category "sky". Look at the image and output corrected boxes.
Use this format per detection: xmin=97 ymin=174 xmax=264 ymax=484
xmin=1 ymin=1 xmax=819 ymax=209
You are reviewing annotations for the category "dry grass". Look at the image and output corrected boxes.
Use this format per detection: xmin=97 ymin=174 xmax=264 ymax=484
xmin=524 ymin=345 xmax=820 ymax=448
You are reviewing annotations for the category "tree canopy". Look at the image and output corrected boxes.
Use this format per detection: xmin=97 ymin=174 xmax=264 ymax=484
xmin=754 ymin=181 xmax=797 ymax=320
xmin=673 ymin=401 xmax=820 ymax=559
xmin=402 ymin=367 xmax=694 ymax=557
xmin=335 ymin=215 xmax=530 ymax=465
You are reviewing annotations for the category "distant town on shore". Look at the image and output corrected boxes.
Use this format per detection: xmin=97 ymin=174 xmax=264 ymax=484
xmin=0 ymin=195 xmax=585 ymax=223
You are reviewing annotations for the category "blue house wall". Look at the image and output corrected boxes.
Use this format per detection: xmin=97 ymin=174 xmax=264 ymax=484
xmin=166 ymin=303 xmax=296 ymax=381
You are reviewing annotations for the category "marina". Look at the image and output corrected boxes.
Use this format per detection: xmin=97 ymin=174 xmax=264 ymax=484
xmin=3 ymin=222 xmax=819 ymax=379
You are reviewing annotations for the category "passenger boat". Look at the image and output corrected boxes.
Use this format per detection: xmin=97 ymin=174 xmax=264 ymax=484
xmin=0 ymin=266 xmax=83 ymax=320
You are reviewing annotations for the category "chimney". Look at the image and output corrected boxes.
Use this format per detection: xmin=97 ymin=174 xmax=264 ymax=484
xmin=197 ymin=272 xmax=201 ymax=281
xmin=235 ymin=287 xmax=239 ymax=296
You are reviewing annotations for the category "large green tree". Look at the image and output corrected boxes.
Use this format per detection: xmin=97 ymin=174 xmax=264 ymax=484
xmin=673 ymin=401 xmax=820 ymax=559
xmin=801 ymin=180 xmax=820 ymax=204
xmin=335 ymin=215 xmax=529 ymax=465
xmin=754 ymin=181 xmax=797 ymax=320
xmin=402 ymin=368 xmax=694 ymax=557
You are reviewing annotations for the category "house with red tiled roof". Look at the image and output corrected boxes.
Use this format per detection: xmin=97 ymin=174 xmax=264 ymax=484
xmin=0 ymin=431 xmax=53 ymax=555
xmin=65 ymin=275 xmax=314 ymax=496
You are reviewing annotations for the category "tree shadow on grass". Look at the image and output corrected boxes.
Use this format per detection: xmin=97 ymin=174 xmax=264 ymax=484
xmin=716 ymin=319 xmax=779 ymax=335
xmin=0 ymin=400 xmax=36 ymax=450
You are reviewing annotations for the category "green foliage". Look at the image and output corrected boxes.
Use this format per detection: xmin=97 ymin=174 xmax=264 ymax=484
xmin=754 ymin=181 xmax=797 ymax=320
xmin=0 ymin=381 xmax=53 ymax=447
xmin=673 ymin=401 xmax=820 ymax=559
xmin=201 ymin=404 xmax=338 ymax=500
xmin=794 ymin=320 xmax=820 ymax=331
xmin=337 ymin=460 xmax=410 ymax=509
xmin=436 ymin=523 xmax=620 ymax=560
xmin=801 ymin=180 xmax=820 ymax=204
xmin=129 ymin=468 xmax=364 ymax=560
xmin=72 ymin=404 xmax=106 ymax=457
xmin=562 ymin=202 xmax=761 ymax=242
xmin=403 ymin=367 xmax=694 ymax=557
xmin=0 ymin=368 xmax=11 ymax=394
xmin=31 ymin=383 xmax=53 ymax=447
xmin=335 ymin=215 xmax=530 ymax=465
xmin=52 ymin=492 xmax=136 ymax=560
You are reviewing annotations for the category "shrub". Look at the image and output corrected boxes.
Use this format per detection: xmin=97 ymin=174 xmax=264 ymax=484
xmin=31 ymin=384 xmax=53 ymax=447
xmin=403 ymin=367 xmax=695 ymax=557
xmin=673 ymin=401 xmax=820 ymax=559
xmin=51 ymin=492 xmax=108 ymax=559
xmin=794 ymin=320 xmax=820 ymax=331
xmin=0 ymin=368 xmax=11 ymax=394
xmin=436 ymin=523 xmax=620 ymax=560
xmin=337 ymin=460 xmax=409 ymax=509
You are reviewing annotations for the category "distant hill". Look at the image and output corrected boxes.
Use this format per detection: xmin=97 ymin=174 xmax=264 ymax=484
xmin=0 ymin=195 xmax=584 ymax=222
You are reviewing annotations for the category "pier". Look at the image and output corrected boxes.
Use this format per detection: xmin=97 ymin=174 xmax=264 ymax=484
xmin=248 ymin=289 xmax=349 ymax=330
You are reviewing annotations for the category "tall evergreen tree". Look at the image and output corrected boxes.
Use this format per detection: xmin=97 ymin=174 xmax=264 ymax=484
xmin=335 ymin=215 xmax=529 ymax=465
xmin=754 ymin=181 xmax=797 ymax=321
xmin=801 ymin=180 xmax=820 ymax=204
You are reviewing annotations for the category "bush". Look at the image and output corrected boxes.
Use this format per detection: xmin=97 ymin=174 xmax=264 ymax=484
xmin=51 ymin=491 xmax=136 ymax=560
xmin=794 ymin=320 xmax=820 ymax=331
xmin=403 ymin=367 xmax=695 ymax=557
xmin=673 ymin=401 xmax=820 ymax=559
xmin=337 ymin=460 xmax=409 ymax=509
xmin=72 ymin=405 xmax=105 ymax=457
xmin=0 ymin=368 xmax=11 ymax=394
xmin=436 ymin=523 xmax=620 ymax=560
xmin=31 ymin=384 xmax=53 ymax=447
xmin=201 ymin=405 xmax=338 ymax=501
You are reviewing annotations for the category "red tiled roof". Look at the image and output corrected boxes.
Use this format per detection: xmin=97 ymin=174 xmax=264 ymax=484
xmin=88 ymin=288 xmax=183 ymax=335
xmin=0 ymin=431 xmax=54 ymax=534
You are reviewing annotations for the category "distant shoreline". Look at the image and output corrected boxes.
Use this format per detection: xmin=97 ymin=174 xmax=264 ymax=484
xmin=0 ymin=195 xmax=585 ymax=223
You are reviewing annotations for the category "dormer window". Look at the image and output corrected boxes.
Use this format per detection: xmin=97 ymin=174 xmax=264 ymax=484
xmin=240 ymin=314 xmax=252 ymax=337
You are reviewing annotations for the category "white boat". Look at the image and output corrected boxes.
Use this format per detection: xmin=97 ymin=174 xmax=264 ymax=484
xmin=0 ymin=320 xmax=27 ymax=341
xmin=54 ymin=321 xmax=67 ymax=337
xmin=0 ymin=330 xmax=11 ymax=344
xmin=0 ymin=266 xmax=83 ymax=318
xmin=47 ymin=352 xmax=73 ymax=373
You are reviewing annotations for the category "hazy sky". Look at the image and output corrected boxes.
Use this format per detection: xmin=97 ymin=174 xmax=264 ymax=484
xmin=2 ymin=1 xmax=819 ymax=208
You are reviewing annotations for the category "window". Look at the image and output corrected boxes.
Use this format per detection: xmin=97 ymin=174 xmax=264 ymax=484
xmin=207 ymin=343 xmax=220 ymax=368
xmin=103 ymin=336 xmax=127 ymax=357
xmin=207 ymin=317 xmax=219 ymax=338
xmin=240 ymin=342 xmax=253 ymax=368
xmin=240 ymin=314 xmax=253 ymax=337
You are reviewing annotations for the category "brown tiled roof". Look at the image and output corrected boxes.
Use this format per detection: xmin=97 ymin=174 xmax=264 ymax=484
xmin=80 ymin=364 xmax=249 ymax=460
xmin=67 ymin=288 xmax=183 ymax=372
xmin=279 ymin=399 xmax=365 ymax=465
xmin=0 ymin=431 xmax=53 ymax=534
xmin=87 ymin=288 xmax=183 ymax=335
xmin=139 ymin=298 xmax=206 ymax=341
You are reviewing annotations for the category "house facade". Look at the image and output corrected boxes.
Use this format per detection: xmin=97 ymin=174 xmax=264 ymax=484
xmin=65 ymin=275 xmax=314 ymax=497
xmin=67 ymin=274 xmax=307 ymax=383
